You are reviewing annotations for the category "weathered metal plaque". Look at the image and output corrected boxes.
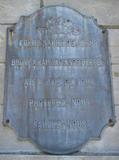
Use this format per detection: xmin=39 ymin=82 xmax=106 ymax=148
xmin=4 ymin=6 xmax=115 ymax=154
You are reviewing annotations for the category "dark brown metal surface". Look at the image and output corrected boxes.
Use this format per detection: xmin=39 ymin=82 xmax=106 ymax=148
xmin=3 ymin=5 xmax=115 ymax=154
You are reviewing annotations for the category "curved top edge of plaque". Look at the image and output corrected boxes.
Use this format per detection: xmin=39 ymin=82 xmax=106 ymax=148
xmin=15 ymin=5 xmax=104 ymax=31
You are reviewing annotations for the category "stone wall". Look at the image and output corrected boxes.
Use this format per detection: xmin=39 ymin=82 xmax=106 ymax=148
xmin=0 ymin=0 xmax=119 ymax=159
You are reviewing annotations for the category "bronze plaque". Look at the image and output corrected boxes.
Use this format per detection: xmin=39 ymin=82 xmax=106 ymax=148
xmin=3 ymin=6 xmax=115 ymax=154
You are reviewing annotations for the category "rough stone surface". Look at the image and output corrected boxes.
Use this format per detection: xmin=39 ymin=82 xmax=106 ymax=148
xmin=0 ymin=156 xmax=119 ymax=160
xmin=0 ymin=0 xmax=119 ymax=158
xmin=0 ymin=0 xmax=119 ymax=25
xmin=0 ymin=25 xmax=8 ymax=62
xmin=0 ymin=64 xmax=5 ymax=105
xmin=108 ymin=30 xmax=119 ymax=47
